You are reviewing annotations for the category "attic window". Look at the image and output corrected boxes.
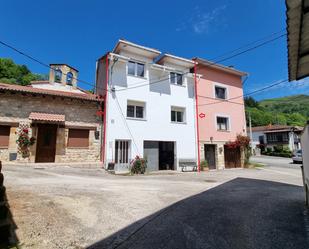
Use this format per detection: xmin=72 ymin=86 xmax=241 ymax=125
xmin=170 ymin=72 xmax=183 ymax=85
xmin=55 ymin=69 xmax=62 ymax=83
xmin=128 ymin=61 xmax=145 ymax=77
xmin=66 ymin=72 xmax=73 ymax=85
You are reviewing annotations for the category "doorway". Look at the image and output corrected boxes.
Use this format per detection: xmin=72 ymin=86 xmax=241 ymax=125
xmin=159 ymin=142 xmax=174 ymax=170
xmin=224 ymin=145 xmax=241 ymax=168
xmin=35 ymin=124 xmax=57 ymax=163
xmin=204 ymin=144 xmax=216 ymax=170
xmin=115 ymin=140 xmax=130 ymax=167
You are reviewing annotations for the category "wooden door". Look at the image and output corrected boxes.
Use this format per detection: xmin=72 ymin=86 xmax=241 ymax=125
xmin=35 ymin=124 xmax=57 ymax=163
xmin=205 ymin=145 xmax=216 ymax=169
xmin=224 ymin=145 xmax=241 ymax=168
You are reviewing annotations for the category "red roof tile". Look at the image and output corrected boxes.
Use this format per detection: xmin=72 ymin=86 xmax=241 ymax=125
xmin=29 ymin=112 xmax=65 ymax=122
xmin=0 ymin=82 xmax=102 ymax=102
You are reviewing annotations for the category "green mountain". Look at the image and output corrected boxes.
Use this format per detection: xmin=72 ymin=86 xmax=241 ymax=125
xmin=245 ymin=95 xmax=309 ymax=127
xmin=260 ymin=94 xmax=309 ymax=117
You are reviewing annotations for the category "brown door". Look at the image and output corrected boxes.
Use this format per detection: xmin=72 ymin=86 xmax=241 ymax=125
xmin=35 ymin=124 xmax=57 ymax=163
xmin=204 ymin=145 xmax=216 ymax=169
xmin=224 ymin=145 xmax=241 ymax=168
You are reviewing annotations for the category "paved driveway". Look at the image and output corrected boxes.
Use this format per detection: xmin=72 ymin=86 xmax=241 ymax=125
xmin=2 ymin=163 xmax=306 ymax=249
xmin=90 ymin=178 xmax=309 ymax=249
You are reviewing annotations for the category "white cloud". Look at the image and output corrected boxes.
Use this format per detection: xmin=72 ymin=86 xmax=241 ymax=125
xmin=176 ymin=5 xmax=227 ymax=34
xmin=193 ymin=5 xmax=227 ymax=34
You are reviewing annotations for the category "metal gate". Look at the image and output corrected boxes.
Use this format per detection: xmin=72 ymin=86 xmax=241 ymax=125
xmin=115 ymin=140 xmax=130 ymax=170
xmin=224 ymin=145 xmax=241 ymax=168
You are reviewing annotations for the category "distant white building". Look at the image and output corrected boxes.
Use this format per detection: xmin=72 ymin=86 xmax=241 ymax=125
xmin=251 ymin=125 xmax=303 ymax=153
xmin=96 ymin=40 xmax=198 ymax=172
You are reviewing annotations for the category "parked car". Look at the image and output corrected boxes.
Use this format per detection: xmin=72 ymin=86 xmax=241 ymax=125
xmin=292 ymin=149 xmax=302 ymax=164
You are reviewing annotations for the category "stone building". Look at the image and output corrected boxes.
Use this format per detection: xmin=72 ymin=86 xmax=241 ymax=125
xmin=0 ymin=64 xmax=103 ymax=164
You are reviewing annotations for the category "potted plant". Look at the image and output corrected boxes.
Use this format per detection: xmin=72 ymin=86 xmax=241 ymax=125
xmin=200 ymin=160 xmax=209 ymax=171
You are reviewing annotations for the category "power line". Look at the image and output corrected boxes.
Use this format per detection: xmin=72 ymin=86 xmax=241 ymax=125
xmin=198 ymin=79 xmax=291 ymax=107
xmin=114 ymin=33 xmax=286 ymax=92
xmin=0 ymin=40 xmax=97 ymax=90
xmin=208 ymin=29 xmax=286 ymax=62
xmin=0 ymin=32 xmax=286 ymax=94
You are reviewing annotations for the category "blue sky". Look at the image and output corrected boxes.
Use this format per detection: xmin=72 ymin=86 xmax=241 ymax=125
xmin=1 ymin=0 xmax=308 ymax=100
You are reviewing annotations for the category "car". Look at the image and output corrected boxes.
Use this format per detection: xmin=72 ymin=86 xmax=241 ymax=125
xmin=292 ymin=149 xmax=302 ymax=164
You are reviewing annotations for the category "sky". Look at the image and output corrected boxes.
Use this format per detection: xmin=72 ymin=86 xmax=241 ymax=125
xmin=1 ymin=0 xmax=308 ymax=100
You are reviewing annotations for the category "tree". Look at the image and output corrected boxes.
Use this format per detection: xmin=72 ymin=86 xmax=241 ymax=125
xmin=0 ymin=58 xmax=47 ymax=86
xmin=244 ymin=96 xmax=259 ymax=108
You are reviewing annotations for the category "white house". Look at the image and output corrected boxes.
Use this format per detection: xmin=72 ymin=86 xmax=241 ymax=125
xmin=250 ymin=125 xmax=303 ymax=154
xmin=96 ymin=40 xmax=198 ymax=172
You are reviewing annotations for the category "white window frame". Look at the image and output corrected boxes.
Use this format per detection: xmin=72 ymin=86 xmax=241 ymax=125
xmin=127 ymin=60 xmax=146 ymax=78
xmin=169 ymin=72 xmax=183 ymax=86
xmin=171 ymin=106 xmax=186 ymax=123
xmin=215 ymin=114 xmax=231 ymax=131
xmin=213 ymin=83 xmax=228 ymax=100
xmin=127 ymin=100 xmax=146 ymax=120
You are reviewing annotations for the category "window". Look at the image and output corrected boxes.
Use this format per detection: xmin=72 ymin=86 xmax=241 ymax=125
xmin=0 ymin=125 xmax=10 ymax=148
xmin=67 ymin=129 xmax=89 ymax=148
xmin=171 ymin=107 xmax=185 ymax=123
xmin=266 ymin=132 xmax=289 ymax=143
xmin=66 ymin=72 xmax=73 ymax=85
xmin=170 ymin=72 xmax=183 ymax=85
xmin=127 ymin=61 xmax=145 ymax=77
xmin=55 ymin=69 xmax=62 ymax=83
xmin=127 ymin=101 xmax=145 ymax=119
xmin=215 ymin=86 xmax=227 ymax=99
xmin=217 ymin=116 xmax=229 ymax=131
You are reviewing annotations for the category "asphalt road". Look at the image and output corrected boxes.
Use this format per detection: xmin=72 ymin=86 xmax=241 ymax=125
xmin=89 ymin=177 xmax=309 ymax=249
xmin=250 ymin=155 xmax=300 ymax=169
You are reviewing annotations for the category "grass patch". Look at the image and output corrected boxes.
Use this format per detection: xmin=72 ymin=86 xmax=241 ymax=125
xmin=248 ymin=162 xmax=265 ymax=168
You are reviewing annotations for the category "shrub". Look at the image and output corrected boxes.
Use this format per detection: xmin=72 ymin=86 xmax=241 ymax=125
xmin=200 ymin=160 xmax=208 ymax=171
xmin=130 ymin=156 xmax=147 ymax=174
xmin=266 ymin=148 xmax=272 ymax=153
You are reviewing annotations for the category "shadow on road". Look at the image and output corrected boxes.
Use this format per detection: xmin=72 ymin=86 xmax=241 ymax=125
xmin=87 ymin=178 xmax=309 ymax=249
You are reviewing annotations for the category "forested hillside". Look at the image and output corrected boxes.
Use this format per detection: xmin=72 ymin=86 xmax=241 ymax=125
xmin=245 ymin=95 xmax=309 ymax=127
xmin=0 ymin=58 xmax=47 ymax=86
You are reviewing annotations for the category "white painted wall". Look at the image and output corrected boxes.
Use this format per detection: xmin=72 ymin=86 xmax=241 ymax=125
xmin=102 ymin=52 xmax=197 ymax=171
xmin=32 ymin=82 xmax=84 ymax=94
xmin=301 ymin=123 xmax=309 ymax=204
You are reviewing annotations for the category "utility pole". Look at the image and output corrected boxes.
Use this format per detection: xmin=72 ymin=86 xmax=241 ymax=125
xmin=248 ymin=111 xmax=253 ymax=154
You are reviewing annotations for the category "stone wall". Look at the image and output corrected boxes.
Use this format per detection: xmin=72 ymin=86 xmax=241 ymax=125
xmin=200 ymin=141 xmax=228 ymax=170
xmin=0 ymin=92 xmax=102 ymax=163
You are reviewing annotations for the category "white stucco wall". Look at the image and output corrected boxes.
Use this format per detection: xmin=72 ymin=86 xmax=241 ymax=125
xmin=103 ymin=52 xmax=197 ymax=171
xmin=301 ymin=124 xmax=309 ymax=191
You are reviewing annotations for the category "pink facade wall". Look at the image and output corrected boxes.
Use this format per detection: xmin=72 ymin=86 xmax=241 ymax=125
xmin=196 ymin=65 xmax=246 ymax=142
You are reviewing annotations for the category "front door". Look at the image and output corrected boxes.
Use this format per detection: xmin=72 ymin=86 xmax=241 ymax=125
xmin=205 ymin=144 xmax=216 ymax=170
xmin=35 ymin=124 xmax=57 ymax=163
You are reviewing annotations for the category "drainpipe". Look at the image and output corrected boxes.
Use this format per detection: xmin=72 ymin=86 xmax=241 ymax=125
xmin=101 ymin=53 xmax=109 ymax=168
xmin=194 ymin=61 xmax=201 ymax=172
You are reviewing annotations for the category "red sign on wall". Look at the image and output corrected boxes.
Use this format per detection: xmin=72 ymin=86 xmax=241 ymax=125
xmin=199 ymin=113 xmax=206 ymax=118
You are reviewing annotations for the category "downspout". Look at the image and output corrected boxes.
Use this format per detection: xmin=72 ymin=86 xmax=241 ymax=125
xmin=102 ymin=53 xmax=109 ymax=168
xmin=194 ymin=61 xmax=201 ymax=172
